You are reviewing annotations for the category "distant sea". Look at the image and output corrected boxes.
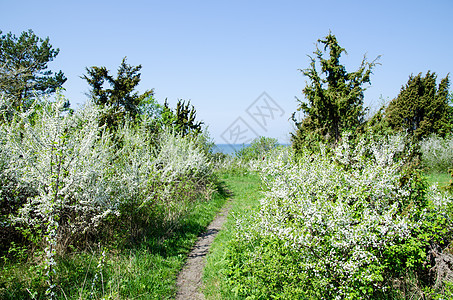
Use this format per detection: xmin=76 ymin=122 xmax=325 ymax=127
xmin=213 ymin=144 xmax=250 ymax=155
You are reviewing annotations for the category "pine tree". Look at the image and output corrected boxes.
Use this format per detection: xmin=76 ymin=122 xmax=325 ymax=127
xmin=291 ymin=33 xmax=378 ymax=151
xmin=0 ymin=29 xmax=66 ymax=110
xmin=385 ymin=71 xmax=451 ymax=141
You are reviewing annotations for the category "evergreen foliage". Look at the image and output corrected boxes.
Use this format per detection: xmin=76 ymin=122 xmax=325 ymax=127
xmin=291 ymin=33 xmax=379 ymax=152
xmin=385 ymin=71 xmax=451 ymax=141
xmin=161 ymin=99 xmax=203 ymax=137
xmin=0 ymin=29 xmax=66 ymax=111
xmin=82 ymin=57 xmax=153 ymax=130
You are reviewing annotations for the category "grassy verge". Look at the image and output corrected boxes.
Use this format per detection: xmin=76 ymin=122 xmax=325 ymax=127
xmin=202 ymin=172 xmax=262 ymax=299
xmin=425 ymin=171 xmax=452 ymax=190
xmin=0 ymin=183 xmax=230 ymax=300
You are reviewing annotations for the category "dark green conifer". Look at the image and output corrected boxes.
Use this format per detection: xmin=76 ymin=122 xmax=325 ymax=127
xmin=292 ymin=33 xmax=378 ymax=152
xmin=162 ymin=99 xmax=203 ymax=137
xmin=82 ymin=57 xmax=153 ymax=130
xmin=385 ymin=71 xmax=451 ymax=141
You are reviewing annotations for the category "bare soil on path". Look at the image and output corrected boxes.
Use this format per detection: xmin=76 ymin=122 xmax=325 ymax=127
xmin=175 ymin=202 xmax=232 ymax=299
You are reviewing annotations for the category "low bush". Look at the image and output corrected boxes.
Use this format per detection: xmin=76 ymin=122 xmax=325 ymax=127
xmin=234 ymin=136 xmax=279 ymax=162
xmin=225 ymin=134 xmax=453 ymax=299
xmin=420 ymin=134 xmax=453 ymax=173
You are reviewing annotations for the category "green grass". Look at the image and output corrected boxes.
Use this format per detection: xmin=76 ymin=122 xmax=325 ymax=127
xmin=425 ymin=171 xmax=452 ymax=190
xmin=0 ymin=183 xmax=230 ymax=300
xmin=202 ymin=172 xmax=262 ymax=299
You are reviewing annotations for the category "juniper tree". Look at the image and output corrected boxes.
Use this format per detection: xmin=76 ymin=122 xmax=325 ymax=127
xmin=291 ymin=33 xmax=379 ymax=152
xmin=0 ymin=29 xmax=66 ymax=111
xmin=161 ymin=99 xmax=203 ymax=137
xmin=385 ymin=71 xmax=451 ymax=141
xmin=82 ymin=57 xmax=153 ymax=130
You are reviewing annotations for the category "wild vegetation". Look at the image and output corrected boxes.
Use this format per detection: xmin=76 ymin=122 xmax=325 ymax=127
xmin=1 ymin=29 xmax=453 ymax=299
xmin=212 ymin=135 xmax=453 ymax=299
xmin=0 ymin=29 xmax=224 ymax=299
xmin=204 ymin=34 xmax=453 ymax=299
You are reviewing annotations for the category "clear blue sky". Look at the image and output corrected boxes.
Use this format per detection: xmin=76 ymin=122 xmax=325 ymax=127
xmin=2 ymin=0 xmax=452 ymax=143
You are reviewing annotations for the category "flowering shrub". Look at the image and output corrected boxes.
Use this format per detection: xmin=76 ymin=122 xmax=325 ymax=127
xmin=226 ymin=134 xmax=453 ymax=299
xmin=235 ymin=136 xmax=279 ymax=161
xmin=1 ymin=90 xmax=216 ymax=240
xmin=212 ymin=154 xmax=250 ymax=176
xmin=1 ymin=94 xmax=119 ymax=297
xmin=420 ymin=134 xmax=453 ymax=173
xmin=146 ymin=129 xmax=214 ymax=225
xmin=155 ymin=129 xmax=212 ymax=184
xmin=2 ymin=95 xmax=118 ymax=243
xmin=0 ymin=92 xmax=217 ymax=295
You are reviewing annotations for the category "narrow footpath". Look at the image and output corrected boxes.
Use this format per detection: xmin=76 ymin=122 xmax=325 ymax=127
xmin=175 ymin=202 xmax=232 ymax=299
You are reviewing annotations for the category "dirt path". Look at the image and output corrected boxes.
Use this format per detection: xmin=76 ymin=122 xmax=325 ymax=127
xmin=175 ymin=202 xmax=232 ymax=299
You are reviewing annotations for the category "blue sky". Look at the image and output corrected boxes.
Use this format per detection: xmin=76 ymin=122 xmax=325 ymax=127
xmin=2 ymin=0 xmax=452 ymax=143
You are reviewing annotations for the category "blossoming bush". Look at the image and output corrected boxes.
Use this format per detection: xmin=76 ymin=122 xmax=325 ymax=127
xmin=234 ymin=136 xmax=279 ymax=162
xmin=0 ymin=90 xmax=220 ymax=297
xmin=226 ymin=134 xmax=453 ymax=299
xmin=2 ymin=95 xmax=118 ymax=249
xmin=0 ymin=91 xmax=216 ymax=273
xmin=420 ymin=134 xmax=453 ymax=173
xmin=212 ymin=137 xmax=282 ymax=177
xmin=138 ymin=128 xmax=215 ymax=227
xmin=212 ymin=155 xmax=250 ymax=176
